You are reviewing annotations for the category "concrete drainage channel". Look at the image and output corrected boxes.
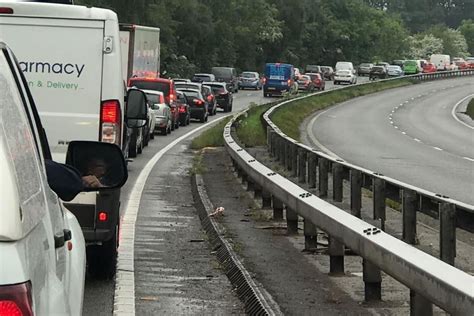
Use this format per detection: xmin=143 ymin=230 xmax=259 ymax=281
xmin=191 ymin=174 xmax=282 ymax=316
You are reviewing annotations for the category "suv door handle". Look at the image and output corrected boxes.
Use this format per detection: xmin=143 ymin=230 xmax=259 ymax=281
xmin=54 ymin=229 xmax=72 ymax=249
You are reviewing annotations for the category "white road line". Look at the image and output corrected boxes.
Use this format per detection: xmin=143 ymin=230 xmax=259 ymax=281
xmin=433 ymin=147 xmax=443 ymax=151
xmin=394 ymin=126 xmax=398 ymax=129
xmin=113 ymin=114 xmax=232 ymax=316
xmin=463 ymin=157 xmax=474 ymax=162
xmin=401 ymin=132 xmax=406 ymax=135
xmin=451 ymin=94 xmax=474 ymax=130
xmin=414 ymin=138 xmax=421 ymax=142
xmin=307 ymin=109 xmax=343 ymax=160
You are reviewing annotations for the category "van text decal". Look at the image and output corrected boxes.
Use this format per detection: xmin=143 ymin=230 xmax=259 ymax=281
xmin=19 ymin=61 xmax=85 ymax=78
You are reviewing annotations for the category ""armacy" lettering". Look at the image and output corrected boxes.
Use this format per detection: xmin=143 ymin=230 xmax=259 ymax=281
xmin=19 ymin=61 xmax=85 ymax=78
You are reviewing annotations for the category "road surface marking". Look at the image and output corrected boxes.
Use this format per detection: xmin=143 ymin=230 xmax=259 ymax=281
xmin=307 ymin=109 xmax=343 ymax=160
xmin=433 ymin=147 xmax=443 ymax=151
xmin=451 ymin=94 xmax=474 ymax=130
xmin=114 ymin=114 xmax=232 ymax=316
xmin=414 ymin=138 xmax=421 ymax=142
xmin=463 ymin=157 xmax=474 ymax=162
xmin=401 ymin=132 xmax=406 ymax=135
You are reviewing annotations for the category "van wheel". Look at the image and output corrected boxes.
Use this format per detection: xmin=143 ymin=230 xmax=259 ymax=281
xmin=87 ymin=226 xmax=118 ymax=279
xmin=200 ymin=113 xmax=206 ymax=123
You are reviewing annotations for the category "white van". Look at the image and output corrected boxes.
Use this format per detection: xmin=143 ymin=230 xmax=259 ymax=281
xmin=0 ymin=2 xmax=128 ymax=277
xmin=335 ymin=61 xmax=355 ymax=73
xmin=430 ymin=54 xmax=451 ymax=71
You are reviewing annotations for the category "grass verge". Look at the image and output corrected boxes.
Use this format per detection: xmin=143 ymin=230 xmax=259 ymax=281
xmin=466 ymin=98 xmax=474 ymax=120
xmin=189 ymin=152 xmax=206 ymax=175
xmin=190 ymin=116 xmax=232 ymax=149
xmin=235 ymin=102 xmax=274 ymax=147
xmin=272 ymin=79 xmax=417 ymax=140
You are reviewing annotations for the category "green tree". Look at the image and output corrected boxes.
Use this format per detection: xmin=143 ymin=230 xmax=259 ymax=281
xmin=459 ymin=20 xmax=474 ymax=55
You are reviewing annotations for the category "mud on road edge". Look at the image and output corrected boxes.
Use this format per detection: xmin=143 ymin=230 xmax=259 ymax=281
xmin=191 ymin=173 xmax=283 ymax=316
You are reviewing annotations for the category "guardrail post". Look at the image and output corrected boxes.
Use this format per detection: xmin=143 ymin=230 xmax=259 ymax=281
xmin=410 ymin=291 xmax=433 ymax=316
xmin=279 ymin=138 xmax=285 ymax=165
xmin=247 ymin=175 xmax=255 ymax=192
xmin=363 ymin=259 xmax=382 ymax=302
xmin=308 ymin=153 xmax=317 ymax=189
xmin=402 ymin=189 xmax=417 ymax=244
xmin=266 ymin=127 xmax=272 ymax=153
xmin=291 ymin=143 xmax=298 ymax=177
xmin=284 ymin=141 xmax=291 ymax=171
xmin=262 ymin=189 xmax=272 ymax=208
xmin=275 ymin=136 xmax=282 ymax=162
xmin=298 ymin=148 xmax=307 ymax=183
xmin=304 ymin=220 xmax=317 ymax=250
xmin=271 ymin=132 xmax=277 ymax=157
xmin=318 ymin=158 xmax=329 ymax=198
xmin=439 ymin=202 xmax=456 ymax=265
xmin=253 ymin=183 xmax=262 ymax=200
xmin=350 ymin=170 xmax=362 ymax=218
xmin=332 ymin=163 xmax=343 ymax=202
xmin=328 ymin=237 xmax=344 ymax=274
xmin=272 ymin=196 xmax=283 ymax=220
xmin=373 ymin=177 xmax=386 ymax=231
xmin=286 ymin=207 xmax=298 ymax=235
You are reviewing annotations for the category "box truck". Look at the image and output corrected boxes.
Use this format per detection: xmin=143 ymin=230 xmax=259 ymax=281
xmin=120 ymin=24 xmax=160 ymax=157
xmin=0 ymin=2 xmax=142 ymax=278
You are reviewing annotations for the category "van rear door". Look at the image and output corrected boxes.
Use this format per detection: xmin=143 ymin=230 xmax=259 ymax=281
xmin=0 ymin=16 xmax=104 ymax=161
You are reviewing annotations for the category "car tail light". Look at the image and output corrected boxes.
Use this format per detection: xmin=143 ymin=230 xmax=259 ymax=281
xmin=160 ymin=95 xmax=165 ymax=103
xmin=207 ymin=95 xmax=213 ymax=102
xmin=263 ymin=77 xmax=267 ymax=84
xmin=169 ymin=93 xmax=175 ymax=102
xmin=316 ymin=79 xmax=321 ymax=84
xmin=193 ymin=99 xmax=204 ymax=106
xmin=100 ymin=100 xmax=121 ymax=145
xmin=0 ymin=8 xmax=13 ymax=14
xmin=287 ymin=79 xmax=291 ymax=86
xmin=0 ymin=282 xmax=33 ymax=316
xmin=98 ymin=212 xmax=108 ymax=222
xmin=178 ymin=106 xmax=186 ymax=113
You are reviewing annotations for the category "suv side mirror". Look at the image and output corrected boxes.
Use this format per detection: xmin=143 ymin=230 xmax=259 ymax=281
xmin=126 ymin=88 xmax=148 ymax=128
xmin=66 ymin=141 xmax=128 ymax=191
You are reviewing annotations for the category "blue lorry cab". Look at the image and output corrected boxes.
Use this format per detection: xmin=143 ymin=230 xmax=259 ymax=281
xmin=263 ymin=63 xmax=295 ymax=97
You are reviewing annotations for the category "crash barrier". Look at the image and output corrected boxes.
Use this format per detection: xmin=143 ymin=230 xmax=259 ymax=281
xmin=224 ymin=70 xmax=474 ymax=315
xmin=263 ymin=69 xmax=474 ymax=262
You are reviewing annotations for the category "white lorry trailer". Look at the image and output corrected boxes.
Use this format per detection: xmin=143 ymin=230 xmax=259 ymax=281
xmin=120 ymin=24 xmax=160 ymax=81
xmin=0 ymin=2 xmax=136 ymax=278
xmin=120 ymin=24 xmax=160 ymax=157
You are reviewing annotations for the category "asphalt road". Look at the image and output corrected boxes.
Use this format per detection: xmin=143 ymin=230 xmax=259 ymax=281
xmin=306 ymin=77 xmax=474 ymax=205
xmin=83 ymin=89 xmax=267 ymax=315
xmin=82 ymin=77 xmax=370 ymax=315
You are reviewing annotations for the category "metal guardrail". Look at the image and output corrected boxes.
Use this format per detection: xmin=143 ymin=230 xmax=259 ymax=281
xmin=262 ymin=69 xmax=474 ymax=263
xmin=223 ymin=70 xmax=474 ymax=315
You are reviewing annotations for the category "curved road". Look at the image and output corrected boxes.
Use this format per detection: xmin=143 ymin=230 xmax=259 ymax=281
xmin=306 ymin=77 xmax=474 ymax=205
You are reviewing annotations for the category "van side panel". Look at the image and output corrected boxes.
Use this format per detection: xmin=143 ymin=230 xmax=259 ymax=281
xmin=0 ymin=17 xmax=105 ymax=161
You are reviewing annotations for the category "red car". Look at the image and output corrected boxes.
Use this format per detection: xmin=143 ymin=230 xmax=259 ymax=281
xmin=422 ymin=63 xmax=437 ymax=73
xmin=128 ymin=77 xmax=180 ymax=130
xmin=307 ymin=72 xmax=325 ymax=91
xmin=455 ymin=61 xmax=469 ymax=70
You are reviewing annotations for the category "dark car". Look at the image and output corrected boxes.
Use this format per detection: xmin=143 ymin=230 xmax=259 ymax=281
xmin=305 ymin=64 xmax=322 ymax=74
xmin=320 ymin=66 xmax=334 ymax=80
xmin=176 ymin=91 xmax=190 ymax=126
xmin=357 ymin=63 xmax=374 ymax=76
xmin=369 ymin=66 xmax=388 ymax=80
xmin=191 ymin=73 xmax=215 ymax=83
xmin=211 ymin=67 xmax=239 ymax=93
xmin=202 ymin=85 xmax=217 ymax=116
xmin=306 ymin=73 xmax=325 ymax=91
xmin=128 ymin=77 xmax=180 ymax=131
xmin=204 ymin=82 xmax=233 ymax=112
xmin=180 ymin=89 xmax=209 ymax=122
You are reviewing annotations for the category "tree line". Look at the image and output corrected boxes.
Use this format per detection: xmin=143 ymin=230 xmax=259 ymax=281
xmin=77 ymin=0 xmax=474 ymax=77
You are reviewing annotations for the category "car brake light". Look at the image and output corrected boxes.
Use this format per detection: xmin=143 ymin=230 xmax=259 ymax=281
xmin=160 ymin=95 xmax=165 ymax=103
xmin=287 ymin=79 xmax=291 ymax=86
xmin=193 ymin=99 xmax=204 ymax=106
xmin=100 ymin=100 xmax=121 ymax=145
xmin=263 ymin=77 xmax=267 ymax=84
xmin=169 ymin=93 xmax=175 ymax=102
xmin=0 ymin=8 xmax=13 ymax=14
xmin=0 ymin=282 xmax=33 ymax=316
xmin=207 ymin=95 xmax=213 ymax=101
xmin=178 ymin=106 xmax=186 ymax=113
xmin=98 ymin=212 xmax=108 ymax=222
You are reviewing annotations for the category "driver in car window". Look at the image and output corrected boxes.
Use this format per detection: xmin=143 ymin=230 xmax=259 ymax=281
xmin=82 ymin=158 xmax=107 ymax=188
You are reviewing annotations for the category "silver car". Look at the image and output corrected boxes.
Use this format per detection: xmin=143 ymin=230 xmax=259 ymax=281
xmin=144 ymin=90 xmax=171 ymax=135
